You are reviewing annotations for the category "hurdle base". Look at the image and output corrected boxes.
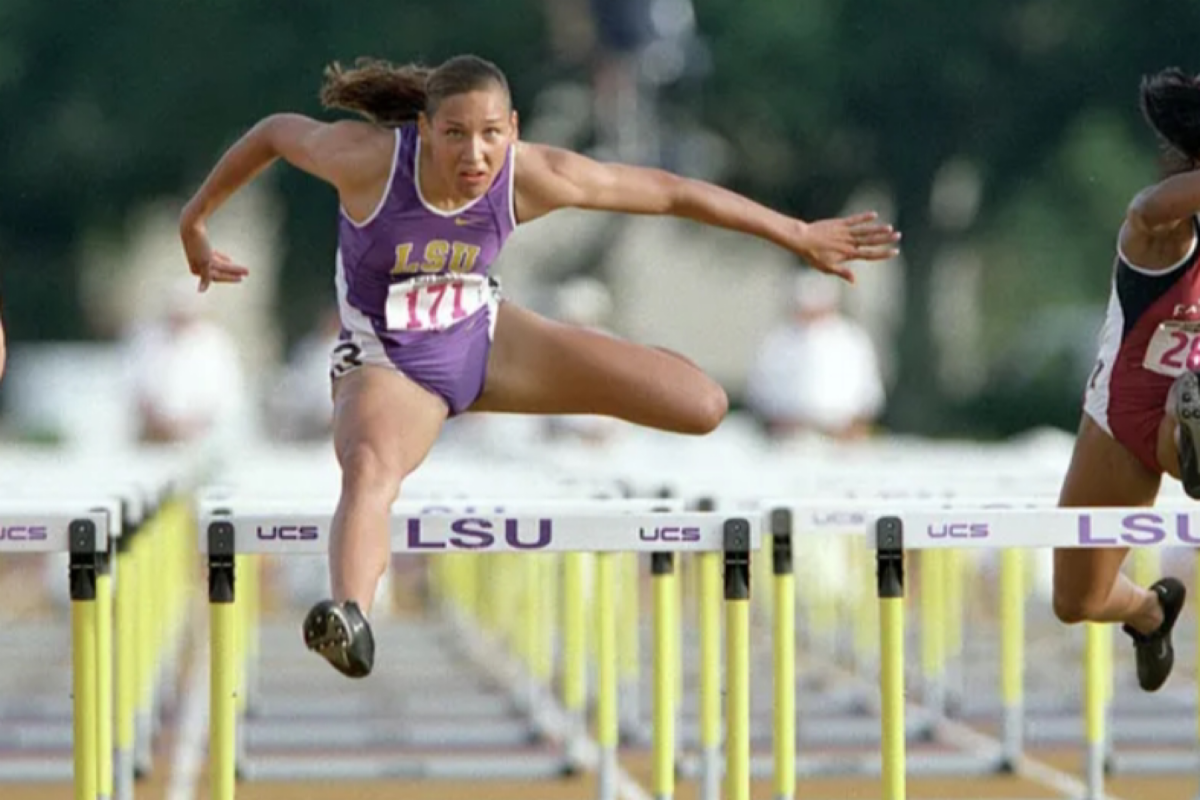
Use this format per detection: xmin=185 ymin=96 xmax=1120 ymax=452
xmin=664 ymin=707 xmax=938 ymax=751
xmin=0 ymin=721 xmax=74 ymax=748
xmin=242 ymin=717 xmax=537 ymax=749
xmin=1107 ymin=750 xmax=1200 ymax=774
xmin=239 ymin=753 xmax=577 ymax=781
xmin=1024 ymin=715 xmax=1200 ymax=747
xmin=739 ymin=748 xmax=1011 ymax=779
xmin=0 ymin=758 xmax=73 ymax=781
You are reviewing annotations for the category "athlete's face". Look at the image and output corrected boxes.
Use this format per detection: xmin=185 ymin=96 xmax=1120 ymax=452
xmin=420 ymin=86 xmax=517 ymax=200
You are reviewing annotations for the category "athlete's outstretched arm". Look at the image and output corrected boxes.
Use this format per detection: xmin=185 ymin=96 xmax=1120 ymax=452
xmin=514 ymin=142 xmax=900 ymax=282
xmin=1128 ymin=171 xmax=1200 ymax=234
xmin=179 ymin=114 xmax=384 ymax=290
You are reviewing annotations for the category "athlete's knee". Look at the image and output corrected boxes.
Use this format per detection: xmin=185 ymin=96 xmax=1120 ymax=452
xmin=1052 ymin=587 xmax=1106 ymax=625
xmin=680 ymin=379 xmax=729 ymax=435
xmin=339 ymin=442 xmax=403 ymax=503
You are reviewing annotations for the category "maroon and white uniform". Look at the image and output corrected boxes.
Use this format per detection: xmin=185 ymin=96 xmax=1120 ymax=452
xmin=1084 ymin=218 xmax=1200 ymax=471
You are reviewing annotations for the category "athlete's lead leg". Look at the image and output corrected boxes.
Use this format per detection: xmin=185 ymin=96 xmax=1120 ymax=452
xmin=304 ymin=365 xmax=447 ymax=678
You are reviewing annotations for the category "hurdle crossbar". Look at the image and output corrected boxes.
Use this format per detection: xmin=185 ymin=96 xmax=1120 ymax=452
xmin=201 ymin=506 xmax=759 ymax=800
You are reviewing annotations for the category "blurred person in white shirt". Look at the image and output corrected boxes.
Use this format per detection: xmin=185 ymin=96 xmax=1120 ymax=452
xmin=746 ymin=269 xmax=885 ymax=441
xmin=265 ymin=305 xmax=341 ymax=442
xmin=126 ymin=280 xmax=247 ymax=445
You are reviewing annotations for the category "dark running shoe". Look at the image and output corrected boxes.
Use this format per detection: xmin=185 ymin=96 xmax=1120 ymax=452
xmin=303 ymin=599 xmax=375 ymax=679
xmin=1122 ymin=578 xmax=1186 ymax=693
xmin=1170 ymin=370 xmax=1200 ymax=499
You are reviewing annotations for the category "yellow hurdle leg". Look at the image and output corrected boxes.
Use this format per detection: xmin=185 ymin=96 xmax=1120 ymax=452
xmin=999 ymin=548 xmax=1025 ymax=767
xmin=652 ymin=553 xmax=677 ymax=800
xmin=562 ymin=553 xmax=587 ymax=731
xmin=1084 ymin=623 xmax=1108 ymax=799
xmin=96 ymin=546 xmax=115 ymax=800
xmin=617 ymin=553 xmax=640 ymax=737
xmin=73 ymin=599 xmax=99 ymax=800
xmin=134 ymin=520 xmax=154 ymax=777
xmin=876 ymin=519 xmax=906 ymax=800
xmin=208 ymin=524 xmax=237 ymax=800
xmin=771 ymin=529 xmax=796 ymax=800
xmin=69 ymin=520 xmax=100 ymax=800
xmin=724 ymin=522 xmax=752 ymax=800
xmin=115 ymin=541 xmax=136 ymax=800
xmin=699 ymin=552 xmax=722 ymax=800
xmin=880 ymin=596 xmax=906 ymax=800
xmin=674 ymin=555 xmax=684 ymax=710
xmin=533 ymin=555 xmax=555 ymax=684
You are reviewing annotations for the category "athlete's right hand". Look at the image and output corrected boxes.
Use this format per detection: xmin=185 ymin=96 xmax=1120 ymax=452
xmin=787 ymin=212 xmax=900 ymax=284
xmin=180 ymin=222 xmax=250 ymax=293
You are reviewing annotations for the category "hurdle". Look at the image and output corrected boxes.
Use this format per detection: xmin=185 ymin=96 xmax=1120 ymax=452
xmin=198 ymin=487 xmax=760 ymax=800
xmin=866 ymin=504 xmax=1200 ymax=800
xmin=211 ymin=494 xmax=684 ymax=759
xmin=755 ymin=490 xmax=1190 ymax=785
xmin=405 ymin=428 xmax=1200 ymax=797
xmin=0 ymin=499 xmax=111 ymax=800
xmin=642 ymin=431 xmax=1189 ymax=798
xmin=0 ymin=447 xmax=205 ymax=800
xmin=658 ymin=469 xmax=1063 ymax=794
xmin=195 ymin=448 xmax=647 ymax=752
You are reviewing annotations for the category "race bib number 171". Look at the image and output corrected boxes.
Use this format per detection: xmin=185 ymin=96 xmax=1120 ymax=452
xmin=1144 ymin=320 xmax=1200 ymax=377
xmin=384 ymin=275 xmax=491 ymax=333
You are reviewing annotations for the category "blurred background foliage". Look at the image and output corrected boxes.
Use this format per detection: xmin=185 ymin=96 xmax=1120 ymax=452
xmin=3 ymin=0 xmax=1200 ymax=436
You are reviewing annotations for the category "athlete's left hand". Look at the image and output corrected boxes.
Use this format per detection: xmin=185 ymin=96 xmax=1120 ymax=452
xmin=789 ymin=212 xmax=901 ymax=283
xmin=181 ymin=222 xmax=250 ymax=292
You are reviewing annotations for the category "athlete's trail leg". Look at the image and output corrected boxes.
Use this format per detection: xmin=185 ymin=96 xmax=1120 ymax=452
xmin=471 ymin=302 xmax=727 ymax=433
xmin=1053 ymin=414 xmax=1162 ymax=632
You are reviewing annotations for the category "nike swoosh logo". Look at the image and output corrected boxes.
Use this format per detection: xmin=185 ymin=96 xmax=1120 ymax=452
xmin=454 ymin=217 xmax=475 ymax=226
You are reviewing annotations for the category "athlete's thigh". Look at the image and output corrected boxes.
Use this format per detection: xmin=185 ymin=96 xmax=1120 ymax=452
xmin=471 ymin=302 xmax=727 ymax=434
xmin=332 ymin=365 xmax=448 ymax=479
xmin=1054 ymin=413 xmax=1161 ymax=595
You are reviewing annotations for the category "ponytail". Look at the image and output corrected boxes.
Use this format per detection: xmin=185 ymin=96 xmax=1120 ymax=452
xmin=320 ymin=57 xmax=431 ymax=127
xmin=319 ymin=54 xmax=511 ymax=127
xmin=1140 ymin=67 xmax=1200 ymax=173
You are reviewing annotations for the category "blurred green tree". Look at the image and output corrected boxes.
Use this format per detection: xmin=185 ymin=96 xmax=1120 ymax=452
xmin=0 ymin=0 xmax=547 ymax=343
xmin=693 ymin=0 xmax=1200 ymax=432
xmin=4 ymin=0 xmax=1200 ymax=437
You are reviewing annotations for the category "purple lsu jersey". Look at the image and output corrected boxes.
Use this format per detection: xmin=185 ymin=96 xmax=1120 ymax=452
xmin=331 ymin=125 xmax=517 ymax=414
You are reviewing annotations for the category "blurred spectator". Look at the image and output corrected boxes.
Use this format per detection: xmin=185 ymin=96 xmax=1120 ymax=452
xmin=265 ymin=305 xmax=340 ymax=442
xmin=745 ymin=270 xmax=886 ymax=441
xmin=590 ymin=0 xmax=653 ymax=162
xmin=125 ymin=280 xmax=247 ymax=445
xmin=557 ymin=274 xmax=614 ymax=331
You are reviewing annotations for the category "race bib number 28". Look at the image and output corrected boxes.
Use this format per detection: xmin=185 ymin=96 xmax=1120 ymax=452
xmin=384 ymin=275 xmax=491 ymax=333
xmin=1144 ymin=320 xmax=1200 ymax=377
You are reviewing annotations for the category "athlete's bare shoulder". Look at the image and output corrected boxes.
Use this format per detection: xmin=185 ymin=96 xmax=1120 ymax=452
xmin=266 ymin=115 xmax=396 ymax=198
xmin=323 ymin=118 xmax=394 ymax=150
xmin=314 ymin=119 xmax=396 ymax=174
